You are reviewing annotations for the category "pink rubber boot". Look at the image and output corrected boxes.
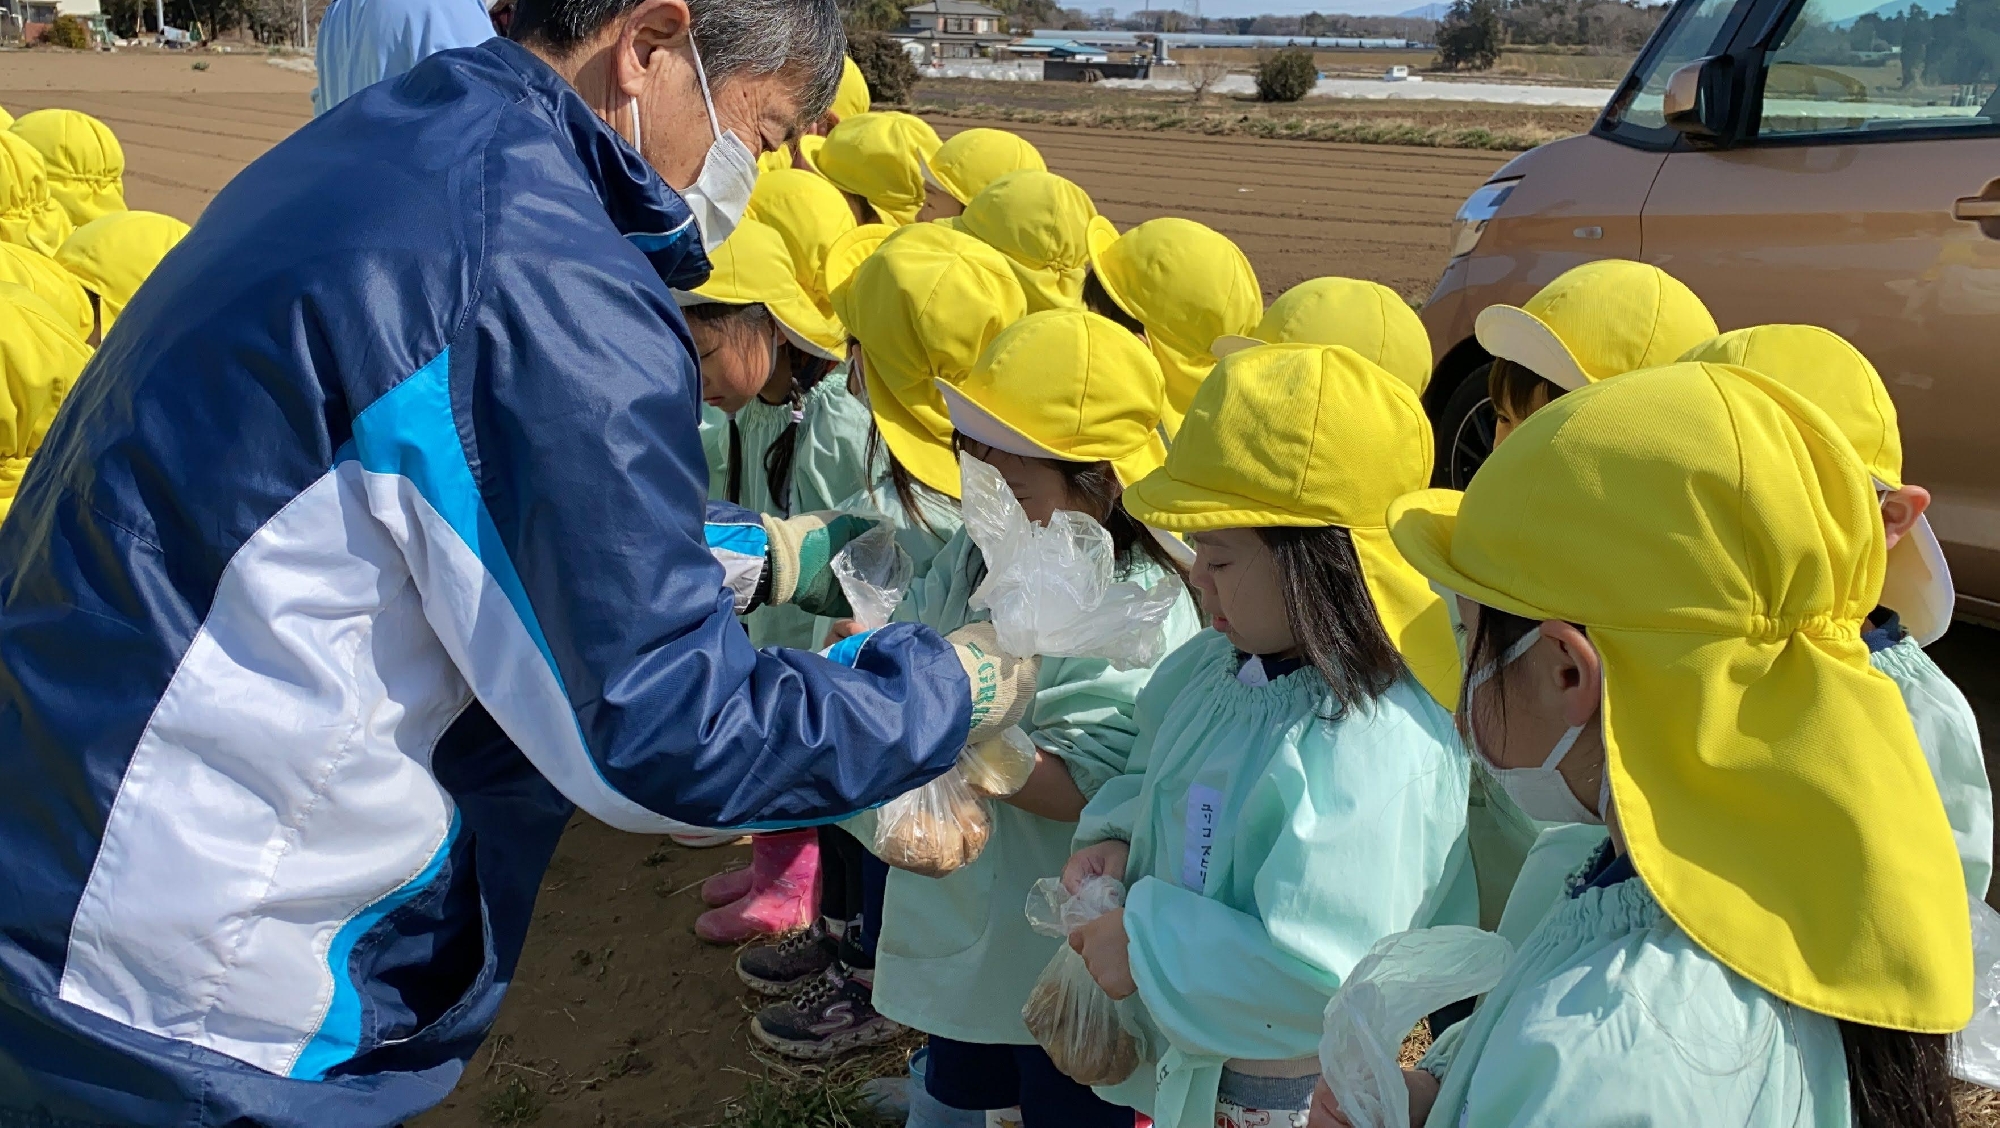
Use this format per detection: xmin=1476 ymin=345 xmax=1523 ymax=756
xmin=699 ymin=862 xmax=755 ymax=907
xmin=695 ymin=829 xmax=818 ymax=944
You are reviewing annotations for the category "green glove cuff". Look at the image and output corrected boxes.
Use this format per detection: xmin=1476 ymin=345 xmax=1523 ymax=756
xmin=761 ymin=512 xmax=875 ymax=615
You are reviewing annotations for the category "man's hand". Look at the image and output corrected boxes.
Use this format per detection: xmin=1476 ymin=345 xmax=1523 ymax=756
xmin=762 ymin=512 xmax=877 ymax=614
xmin=1063 ymin=840 xmax=1130 ymax=894
xmin=1069 ymin=908 xmax=1136 ymax=1000
xmin=946 ymin=622 xmax=1039 ymax=743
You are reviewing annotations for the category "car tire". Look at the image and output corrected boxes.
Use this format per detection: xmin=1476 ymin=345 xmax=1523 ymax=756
xmin=1433 ymin=362 xmax=1497 ymax=490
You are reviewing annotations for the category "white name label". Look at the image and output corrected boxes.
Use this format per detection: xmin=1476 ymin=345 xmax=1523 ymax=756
xmin=1182 ymin=783 xmax=1223 ymax=893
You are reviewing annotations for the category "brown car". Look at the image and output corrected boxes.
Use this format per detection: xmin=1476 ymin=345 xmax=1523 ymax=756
xmin=1419 ymin=0 xmax=2000 ymax=624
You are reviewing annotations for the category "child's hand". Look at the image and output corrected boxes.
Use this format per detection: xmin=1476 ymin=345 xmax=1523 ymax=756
xmin=822 ymin=619 xmax=866 ymax=647
xmin=1069 ymin=908 xmax=1136 ymax=1000
xmin=1307 ymin=1078 xmax=1351 ymax=1128
xmin=1062 ymin=840 xmax=1129 ymax=894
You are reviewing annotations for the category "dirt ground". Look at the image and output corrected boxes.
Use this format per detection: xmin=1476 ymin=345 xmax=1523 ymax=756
xmin=6 ymin=50 xmax=2000 ymax=1127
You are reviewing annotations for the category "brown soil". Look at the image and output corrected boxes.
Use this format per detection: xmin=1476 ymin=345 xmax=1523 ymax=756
xmin=4 ymin=56 xmax=1997 ymax=1127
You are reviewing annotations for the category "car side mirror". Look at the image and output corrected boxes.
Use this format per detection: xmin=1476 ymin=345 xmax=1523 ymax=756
xmin=1662 ymin=56 xmax=1734 ymax=144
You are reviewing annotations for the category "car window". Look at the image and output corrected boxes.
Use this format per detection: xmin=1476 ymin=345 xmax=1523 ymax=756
xmin=1757 ymin=0 xmax=2000 ymax=138
xmin=1603 ymin=0 xmax=1744 ymax=132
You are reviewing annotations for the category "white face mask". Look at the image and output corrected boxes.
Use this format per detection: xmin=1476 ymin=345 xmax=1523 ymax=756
xmin=633 ymin=27 xmax=758 ymax=253
xmin=1463 ymin=630 xmax=1607 ymax=826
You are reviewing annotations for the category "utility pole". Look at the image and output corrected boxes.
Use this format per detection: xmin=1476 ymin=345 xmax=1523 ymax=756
xmin=154 ymin=0 xmax=162 ymax=38
xmin=300 ymin=0 xmax=307 ymax=48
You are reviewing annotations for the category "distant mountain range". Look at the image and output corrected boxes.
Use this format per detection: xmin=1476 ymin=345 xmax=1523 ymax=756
xmin=1397 ymin=2 xmax=1449 ymax=16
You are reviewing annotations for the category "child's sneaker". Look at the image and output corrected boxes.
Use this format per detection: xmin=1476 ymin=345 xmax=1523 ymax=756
xmin=750 ymin=966 xmax=904 ymax=1061
xmin=736 ymin=920 xmax=838 ymax=995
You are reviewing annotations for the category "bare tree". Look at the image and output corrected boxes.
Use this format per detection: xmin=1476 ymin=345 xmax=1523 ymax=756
xmin=1184 ymin=56 xmax=1232 ymax=103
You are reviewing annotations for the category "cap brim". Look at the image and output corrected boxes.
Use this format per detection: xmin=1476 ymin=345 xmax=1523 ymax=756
xmin=867 ymin=367 xmax=960 ymax=499
xmin=1147 ymin=525 xmax=1195 ymax=567
xmin=775 ymin=317 xmax=843 ymax=361
xmin=1084 ymin=219 xmax=1144 ymax=325
xmin=1384 ymin=489 xmax=1558 ymax=624
xmin=1209 ymin=334 xmax=1265 ymax=359
xmin=1884 ymin=513 xmax=1955 ymax=646
xmin=936 ymin=380 xmax=1057 ymax=463
xmin=1123 ymin=464 xmax=1318 ymax=533
xmin=1475 ymin=304 xmax=1593 ymax=393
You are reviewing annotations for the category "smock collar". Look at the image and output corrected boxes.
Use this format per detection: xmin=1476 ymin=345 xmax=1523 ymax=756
xmin=480 ymin=37 xmax=712 ymax=290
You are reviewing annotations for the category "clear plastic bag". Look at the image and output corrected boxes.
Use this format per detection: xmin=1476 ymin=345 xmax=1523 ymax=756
xmin=1953 ymin=896 xmax=2000 ymax=1087
xmin=1318 ymin=927 xmax=1513 ymax=1128
xmin=959 ymin=453 xmax=1184 ymax=670
xmin=831 ymin=523 xmax=913 ymax=630
xmin=1022 ymin=876 xmax=1142 ymax=1086
xmin=959 ymin=725 xmax=1038 ymax=798
xmin=873 ymin=766 xmax=993 ymax=878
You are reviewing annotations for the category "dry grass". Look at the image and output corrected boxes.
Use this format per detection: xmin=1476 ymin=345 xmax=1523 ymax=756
xmin=1959 ymin=1080 xmax=2000 ymax=1127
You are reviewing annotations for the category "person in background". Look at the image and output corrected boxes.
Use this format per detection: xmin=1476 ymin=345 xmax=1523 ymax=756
xmin=950 ymin=168 xmax=1096 ymax=314
xmin=53 ymin=210 xmax=190 ymax=345
xmin=1476 ymin=258 xmax=1716 ymax=444
xmin=1682 ymin=324 xmax=1991 ymax=898
xmin=313 ymin=0 xmax=498 ymax=115
xmin=1209 ymin=276 xmax=1432 ymax=396
xmin=0 ymin=131 xmax=72 ymax=256
xmin=0 ymin=241 xmax=94 ymax=344
xmin=10 ymin=109 xmax=126 ymax=227
xmin=812 ymin=110 xmax=942 ymax=226
xmin=0 ymin=0 xmax=1043 ymax=1120
xmin=855 ymin=309 xmax=1200 ymax=1127
xmin=1313 ymin=361 xmax=1973 ymax=1128
xmin=919 ymin=126 xmax=1044 ymax=222
xmin=0 ymin=284 xmax=92 ymax=520
xmin=1083 ymin=216 xmax=1260 ymax=437
xmin=1064 ymin=343 xmax=1473 ymax=1128
xmin=745 ymin=221 xmax=1026 ymax=1069
xmin=672 ymin=217 xmax=857 ymax=941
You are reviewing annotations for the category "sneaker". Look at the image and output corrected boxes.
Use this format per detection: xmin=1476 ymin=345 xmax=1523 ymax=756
xmin=670 ymin=828 xmax=747 ymax=848
xmin=751 ymin=967 xmax=904 ymax=1061
xmin=737 ymin=920 xmax=839 ymax=995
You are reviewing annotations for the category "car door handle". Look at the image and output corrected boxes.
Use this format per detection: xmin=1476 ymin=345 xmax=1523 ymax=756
xmin=1955 ymin=197 xmax=2000 ymax=220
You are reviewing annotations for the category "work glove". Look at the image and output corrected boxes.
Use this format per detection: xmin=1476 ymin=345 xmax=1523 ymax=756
xmin=946 ymin=621 xmax=1040 ymax=745
xmin=761 ymin=511 xmax=877 ymax=616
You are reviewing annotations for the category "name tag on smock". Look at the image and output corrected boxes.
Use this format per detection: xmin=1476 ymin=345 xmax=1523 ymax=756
xmin=1182 ymin=783 xmax=1224 ymax=893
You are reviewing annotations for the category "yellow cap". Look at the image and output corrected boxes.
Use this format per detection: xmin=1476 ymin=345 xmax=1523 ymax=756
xmin=923 ymin=128 xmax=1046 ymax=206
xmin=681 ymin=218 xmax=845 ymax=360
xmin=1087 ymin=217 xmax=1260 ymax=435
xmin=1389 ymin=361 xmax=1971 ymax=1032
xmin=811 ymin=112 xmax=943 ymax=227
xmin=832 ymin=223 xmax=1024 ymax=499
xmin=823 ymin=221 xmax=892 ymax=309
xmin=0 ymin=131 xmax=73 ymax=257
xmin=1682 ymin=324 xmax=1955 ymax=647
xmin=833 ymin=57 xmax=872 ymax=122
xmin=11 ymin=109 xmax=126 ymax=226
xmin=0 ymin=282 xmax=92 ymax=519
xmin=937 ymin=308 xmax=1168 ymax=490
xmin=1211 ymin=276 xmax=1432 ymax=394
xmin=744 ymin=167 xmax=859 ymax=319
xmin=957 ymin=170 xmax=1095 ymax=314
xmin=1126 ymin=343 xmax=1460 ymax=708
xmin=54 ymin=210 xmax=190 ymax=331
xmin=1475 ymin=259 xmax=1717 ymax=392
xmin=757 ymin=134 xmax=832 ymax=177
xmin=0 ymin=241 xmax=92 ymax=343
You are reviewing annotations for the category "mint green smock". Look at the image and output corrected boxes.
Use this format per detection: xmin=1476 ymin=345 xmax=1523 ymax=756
xmin=698 ymin=376 xmax=876 ymax=648
xmin=1876 ymin=635 xmax=1993 ymax=899
xmin=1074 ymin=631 xmax=1476 ymax=1128
xmin=1421 ymin=866 xmax=1851 ymax=1127
xmin=868 ymin=530 xmax=1202 ymax=1045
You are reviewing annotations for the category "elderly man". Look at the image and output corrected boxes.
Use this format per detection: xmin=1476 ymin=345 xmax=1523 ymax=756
xmin=312 ymin=0 xmax=498 ymax=115
xmin=0 ymin=1 xmax=1033 ymax=1123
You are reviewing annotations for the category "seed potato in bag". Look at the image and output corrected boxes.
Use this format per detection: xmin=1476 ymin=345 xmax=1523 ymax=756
xmin=1022 ymin=875 xmax=1141 ymax=1086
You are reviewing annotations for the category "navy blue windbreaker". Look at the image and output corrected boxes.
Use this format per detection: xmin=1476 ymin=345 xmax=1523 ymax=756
xmin=0 ymin=39 xmax=967 ymax=1126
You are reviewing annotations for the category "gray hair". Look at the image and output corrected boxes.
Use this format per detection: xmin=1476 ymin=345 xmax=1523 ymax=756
xmin=513 ymin=0 xmax=845 ymax=121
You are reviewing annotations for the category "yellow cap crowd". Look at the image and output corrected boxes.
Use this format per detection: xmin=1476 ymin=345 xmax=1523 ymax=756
xmin=0 ymin=59 xmax=1986 ymax=1128
xmin=666 ymin=60 xmax=1990 ymax=1128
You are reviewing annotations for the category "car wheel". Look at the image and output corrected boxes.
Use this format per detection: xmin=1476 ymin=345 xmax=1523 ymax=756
xmin=1434 ymin=363 xmax=1497 ymax=490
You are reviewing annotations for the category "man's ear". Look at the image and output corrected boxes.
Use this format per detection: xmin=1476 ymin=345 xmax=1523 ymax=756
xmin=1540 ymin=619 xmax=1602 ymax=728
xmin=613 ymin=0 xmax=691 ymax=98
xmin=1881 ymin=484 xmax=1931 ymax=552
